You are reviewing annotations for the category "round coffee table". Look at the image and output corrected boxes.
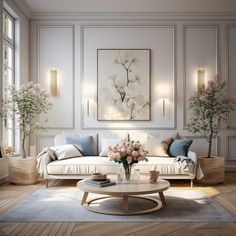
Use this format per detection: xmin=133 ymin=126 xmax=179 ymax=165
xmin=77 ymin=179 xmax=170 ymax=215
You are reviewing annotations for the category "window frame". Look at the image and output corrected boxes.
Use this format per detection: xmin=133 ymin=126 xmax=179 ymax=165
xmin=2 ymin=9 xmax=15 ymax=147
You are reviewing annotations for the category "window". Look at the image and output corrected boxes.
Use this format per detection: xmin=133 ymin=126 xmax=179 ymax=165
xmin=2 ymin=10 xmax=15 ymax=146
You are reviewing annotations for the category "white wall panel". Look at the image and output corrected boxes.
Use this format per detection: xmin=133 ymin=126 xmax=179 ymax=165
xmin=38 ymin=25 xmax=75 ymax=129
xmin=37 ymin=135 xmax=55 ymax=152
xmin=226 ymin=26 xmax=236 ymax=128
xmin=82 ymin=26 xmax=176 ymax=129
xmin=186 ymin=136 xmax=219 ymax=157
xmin=184 ymin=25 xmax=218 ymax=127
xmin=226 ymin=136 xmax=236 ymax=160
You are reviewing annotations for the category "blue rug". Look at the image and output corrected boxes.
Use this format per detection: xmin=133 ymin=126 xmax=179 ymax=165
xmin=0 ymin=188 xmax=235 ymax=222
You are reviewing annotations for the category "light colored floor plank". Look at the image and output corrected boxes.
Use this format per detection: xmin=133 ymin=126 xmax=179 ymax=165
xmin=40 ymin=223 xmax=55 ymax=236
xmin=24 ymin=223 xmax=41 ymax=236
xmin=63 ymin=223 xmax=76 ymax=236
xmin=71 ymin=222 xmax=160 ymax=236
xmin=17 ymin=222 xmax=35 ymax=236
xmin=50 ymin=222 xmax=64 ymax=236
xmin=32 ymin=222 xmax=48 ymax=236
xmin=11 ymin=223 xmax=29 ymax=236
xmin=56 ymin=222 xmax=70 ymax=236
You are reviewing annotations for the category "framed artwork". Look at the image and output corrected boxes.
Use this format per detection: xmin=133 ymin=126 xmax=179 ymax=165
xmin=97 ymin=49 xmax=151 ymax=121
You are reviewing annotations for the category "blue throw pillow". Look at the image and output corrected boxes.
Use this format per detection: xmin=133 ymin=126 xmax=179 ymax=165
xmin=168 ymin=139 xmax=193 ymax=157
xmin=65 ymin=136 xmax=96 ymax=156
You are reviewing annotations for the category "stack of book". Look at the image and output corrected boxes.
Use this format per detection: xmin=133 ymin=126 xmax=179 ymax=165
xmin=84 ymin=178 xmax=116 ymax=187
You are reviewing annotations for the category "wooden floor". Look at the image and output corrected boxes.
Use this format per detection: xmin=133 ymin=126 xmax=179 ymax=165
xmin=0 ymin=172 xmax=236 ymax=236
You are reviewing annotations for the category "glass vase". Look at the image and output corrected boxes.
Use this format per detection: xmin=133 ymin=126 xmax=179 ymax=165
xmin=123 ymin=164 xmax=132 ymax=183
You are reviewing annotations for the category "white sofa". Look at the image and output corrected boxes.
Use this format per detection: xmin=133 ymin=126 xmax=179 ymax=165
xmin=38 ymin=132 xmax=198 ymax=187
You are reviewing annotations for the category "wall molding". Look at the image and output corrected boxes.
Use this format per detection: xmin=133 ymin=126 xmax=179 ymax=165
xmin=225 ymin=135 xmax=236 ymax=161
xmin=29 ymin=11 xmax=236 ymax=21
xmin=184 ymin=135 xmax=220 ymax=156
xmin=80 ymin=24 xmax=177 ymax=130
xmin=13 ymin=0 xmax=32 ymax=18
xmin=225 ymin=25 xmax=236 ymax=129
xmin=183 ymin=25 xmax=219 ymax=129
xmin=37 ymin=134 xmax=55 ymax=152
xmin=38 ymin=24 xmax=75 ymax=130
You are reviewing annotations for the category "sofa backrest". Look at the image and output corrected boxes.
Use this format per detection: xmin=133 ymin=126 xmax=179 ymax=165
xmin=54 ymin=131 xmax=185 ymax=157
xmin=97 ymin=131 xmax=128 ymax=154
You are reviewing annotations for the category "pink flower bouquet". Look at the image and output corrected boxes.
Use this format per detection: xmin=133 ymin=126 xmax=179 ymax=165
xmin=108 ymin=140 xmax=148 ymax=181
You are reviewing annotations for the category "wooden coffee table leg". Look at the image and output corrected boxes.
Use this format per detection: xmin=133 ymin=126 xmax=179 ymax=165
xmin=123 ymin=195 xmax=128 ymax=213
xmin=159 ymin=192 xmax=166 ymax=206
xmin=81 ymin=192 xmax=89 ymax=205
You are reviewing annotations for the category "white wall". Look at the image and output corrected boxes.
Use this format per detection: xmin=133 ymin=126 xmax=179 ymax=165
xmin=29 ymin=14 xmax=236 ymax=170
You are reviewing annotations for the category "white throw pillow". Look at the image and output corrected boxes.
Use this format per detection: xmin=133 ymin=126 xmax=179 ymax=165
xmin=145 ymin=136 xmax=172 ymax=157
xmin=99 ymin=138 xmax=123 ymax=157
xmin=52 ymin=144 xmax=82 ymax=160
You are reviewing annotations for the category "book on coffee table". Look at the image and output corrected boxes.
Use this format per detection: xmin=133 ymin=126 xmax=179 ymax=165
xmin=84 ymin=178 xmax=116 ymax=187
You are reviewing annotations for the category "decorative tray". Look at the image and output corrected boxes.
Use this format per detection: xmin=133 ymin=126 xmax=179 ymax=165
xmin=91 ymin=173 xmax=107 ymax=180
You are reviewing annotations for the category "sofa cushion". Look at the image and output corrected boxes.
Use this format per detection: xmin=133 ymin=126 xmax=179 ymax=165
xmin=54 ymin=132 xmax=98 ymax=155
xmin=99 ymin=138 xmax=124 ymax=156
xmin=145 ymin=136 xmax=173 ymax=157
xmin=47 ymin=156 xmax=119 ymax=175
xmin=46 ymin=156 xmax=195 ymax=177
xmin=168 ymin=139 xmax=193 ymax=157
xmin=52 ymin=145 xmax=82 ymax=160
xmin=66 ymin=136 xmax=96 ymax=156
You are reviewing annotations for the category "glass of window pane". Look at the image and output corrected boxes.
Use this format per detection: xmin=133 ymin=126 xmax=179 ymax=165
xmin=7 ymin=46 xmax=13 ymax=68
xmin=3 ymin=13 xmax=13 ymax=40
xmin=7 ymin=68 xmax=14 ymax=85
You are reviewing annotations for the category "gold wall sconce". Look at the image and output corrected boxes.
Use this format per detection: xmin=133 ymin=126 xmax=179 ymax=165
xmin=197 ymin=69 xmax=205 ymax=92
xmin=50 ymin=69 xmax=58 ymax=96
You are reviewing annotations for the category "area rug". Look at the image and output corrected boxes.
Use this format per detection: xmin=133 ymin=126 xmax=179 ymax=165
xmin=0 ymin=188 xmax=235 ymax=222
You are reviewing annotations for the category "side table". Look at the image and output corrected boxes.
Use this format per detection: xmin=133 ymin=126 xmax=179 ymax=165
xmin=8 ymin=156 xmax=38 ymax=185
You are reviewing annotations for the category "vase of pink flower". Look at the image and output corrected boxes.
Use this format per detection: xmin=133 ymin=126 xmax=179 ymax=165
xmin=108 ymin=140 xmax=148 ymax=182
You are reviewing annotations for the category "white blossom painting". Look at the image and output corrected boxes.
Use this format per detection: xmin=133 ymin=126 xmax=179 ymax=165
xmin=97 ymin=49 xmax=150 ymax=121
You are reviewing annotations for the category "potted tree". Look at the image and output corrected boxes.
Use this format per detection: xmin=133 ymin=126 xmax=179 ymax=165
xmin=188 ymin=75 xmax=235 ymax=184
xmin=1 ymin=82 xmax=52 ymax=185
xmin=1 ymin=82 xmax=52 ymax=158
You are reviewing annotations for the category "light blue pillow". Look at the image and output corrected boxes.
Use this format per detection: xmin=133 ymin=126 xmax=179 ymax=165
xmin=65 ymin=136 xmax=96 ymax=156
xmin=168 ymin=139 xmax=193 ymax=157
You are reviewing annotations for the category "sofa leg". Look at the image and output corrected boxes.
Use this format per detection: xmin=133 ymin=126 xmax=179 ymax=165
xmin=190 ymin=179 xmax=193 ymax=188
xmin=46 ymin=179 xmax=48 ymax=188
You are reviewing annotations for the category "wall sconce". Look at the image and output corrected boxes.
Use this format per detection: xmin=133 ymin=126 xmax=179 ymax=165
xmin=50 ymin=69 xmax=58 ymax=96
xmin=197 ymin=69 xmax=205 ymax=92
xmin=84 ymin=98 xmax=92 ymax=117
xmin=86 ymin=98 xmax=90 ymax=116
xmin=159 ymin=87 xmax=170 ymax=117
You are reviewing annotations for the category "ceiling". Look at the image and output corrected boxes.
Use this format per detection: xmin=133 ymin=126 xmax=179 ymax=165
xmin=23 ymin=0 xmax=236 ymax=13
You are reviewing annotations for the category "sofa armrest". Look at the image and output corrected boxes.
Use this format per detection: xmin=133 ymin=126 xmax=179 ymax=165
xmin=187 ymin=151 xmax=197 ymax=164
xmin=187 ymin=151 xmax=198 ymax=178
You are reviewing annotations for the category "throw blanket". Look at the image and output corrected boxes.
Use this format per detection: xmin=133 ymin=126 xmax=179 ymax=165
xmin=37 ymin=147 xmax=57 ymax=177
xmin=174 ymin=156 xmax=194 ymax=172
